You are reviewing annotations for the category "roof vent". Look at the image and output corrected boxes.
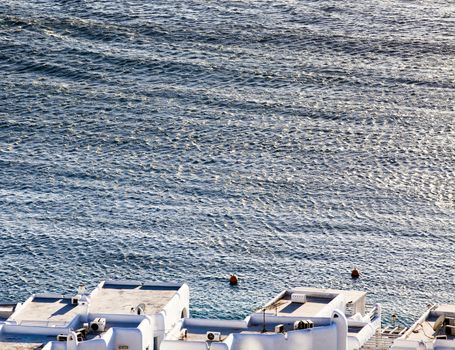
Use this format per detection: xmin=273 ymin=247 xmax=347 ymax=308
xmin=292 ymin=319 xmax=314 ymax=330
xmin=56 ymin=334 xmax=68 ymax=342
xmin=90 ymin=318 xmax=106 ymax=332
xmin=294 ymin=320 xmax=308 ymax=330
xmin=180 ymin=328 xmax=188 ymax=339
xmin=56 ymin=331 xmax=84 ymax=342
xmin=274 ymin=324 xmax=285 ymax=333
xmin=206 ymin=331 xmax=221 ymax=341
xmin=291 ymin=293 xmax=307 ymax=304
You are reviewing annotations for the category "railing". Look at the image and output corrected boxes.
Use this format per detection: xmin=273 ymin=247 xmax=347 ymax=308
xmin=360 ymin=329 xmax=396 ymax=350
xmin=365 ymin=304 xmax=376 ymax=314
xmin=365 ymin=304 xmax=380 ymax=322
xmin=360 ymin=326 xmax=408 ymax=350
xmin=381 ymin=326 xmax=407 ymax=338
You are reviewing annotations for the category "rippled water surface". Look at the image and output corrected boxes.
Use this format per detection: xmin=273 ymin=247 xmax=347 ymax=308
xmin=1 ymin=0 xmax=454 ymax=325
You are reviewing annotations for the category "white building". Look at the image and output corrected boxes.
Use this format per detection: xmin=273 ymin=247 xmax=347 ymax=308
xmin=0 ymin=280 xmax=189 ymax=350
xmin=162 ymin=287 xmax=382 ymax=350
xmin=390 ymin=304 xmax=455 ymax=350
xmin=2 ymin=280 xmax=453 ymax=350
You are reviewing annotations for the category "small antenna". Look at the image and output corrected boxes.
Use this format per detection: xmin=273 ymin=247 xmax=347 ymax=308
xmin=262 ymin=308 xmax=267 ymax=333
xmin=257 ymin=299 xmax=287 ymax=333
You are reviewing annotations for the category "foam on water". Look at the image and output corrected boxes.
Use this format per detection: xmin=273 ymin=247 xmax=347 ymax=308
xmin=0 ymin=0 xmax=454 ymax=325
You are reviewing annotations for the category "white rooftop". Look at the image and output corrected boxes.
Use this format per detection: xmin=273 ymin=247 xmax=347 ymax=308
xmin=0 ymin=280 xmax=189 ymax=350
xmin=7 ymin=281 xmax=182 ymax=326
xmin=11 ymin=295 xmax=80 ymax=326
xmin=258 ymin=287 xmax=367 ymax=318
xmin=396 ymin=304 xmax=455 ymax=343
xmin=89 ymin=281 xmax=180 ymax=315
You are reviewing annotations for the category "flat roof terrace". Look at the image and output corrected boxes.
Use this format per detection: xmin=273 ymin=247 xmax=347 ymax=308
xmin=9 ymin=281 xmax=183 ymax=324
xmin=273 ymin=294 xmax=333 ymax=317
xmin=10 ymin=295 xmax=81 ymax=325
xmin=261 ymin=288 xmax=367 ymax=318
xmin=89 ymin=281 xmax=181 ymax=315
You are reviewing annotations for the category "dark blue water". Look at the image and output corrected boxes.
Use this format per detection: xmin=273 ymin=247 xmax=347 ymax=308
xmin=0 ymin=0 xmax=454 ymax=326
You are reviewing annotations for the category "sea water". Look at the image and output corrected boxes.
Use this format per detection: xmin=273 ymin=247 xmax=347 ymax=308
xmin=0 ymin=0 xmax=454 ymax=325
